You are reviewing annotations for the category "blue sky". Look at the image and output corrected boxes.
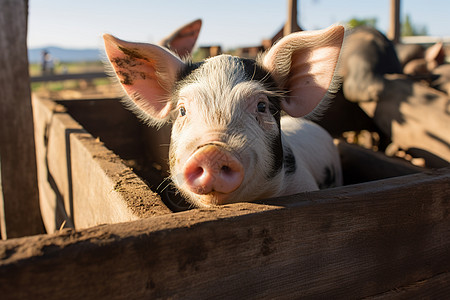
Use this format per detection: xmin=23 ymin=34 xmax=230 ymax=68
xmin=28 ymin=0 xmax=450 ymax=50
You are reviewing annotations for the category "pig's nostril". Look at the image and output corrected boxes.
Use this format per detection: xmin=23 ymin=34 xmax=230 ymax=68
xmin=193 ymin=167 xmax=204 ymax=177
xmin=184 ymin=166 xmax=204 ymax=183
xmin=221 ymin=165 xmax=231 ymax=173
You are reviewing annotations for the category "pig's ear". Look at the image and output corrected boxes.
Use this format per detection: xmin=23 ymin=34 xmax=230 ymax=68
xmin=425 ymin=42 xmax=445 ymax=65
xmin=103 ymin=34 xmax=184 ymax=125
xmin=262 ymin=25 xmax=344 ymax=117
xmin=159 ymin=19 xmax=202 ymax=58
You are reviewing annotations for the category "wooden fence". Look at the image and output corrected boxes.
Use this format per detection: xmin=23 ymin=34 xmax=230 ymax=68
xmin=1 ymin=1 xmax=449 ymax=299
xmin=30 ymin=72 xmax=108 ymax=83
xmin=0 ymin=167 xmax=449 ymax=299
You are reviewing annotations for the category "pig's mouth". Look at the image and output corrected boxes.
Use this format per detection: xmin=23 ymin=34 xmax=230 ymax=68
xmin=195 ymin=192 xmax=232 ymax=206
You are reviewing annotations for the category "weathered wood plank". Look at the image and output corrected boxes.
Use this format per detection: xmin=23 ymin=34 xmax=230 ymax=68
xmin=0 ymin=0 xmax=44 ymax=238
xmin=367 ymin=271 xmax=450 ymax=299
xmin=30 ymin=72 xmax=108 ymax=83
xmin=60 ymin=99 xmax=147 ymax=162
xmin=336 ymin=140 xmax=425 ymax=185
xmin=69 ymin=129 xmax=171 ymax=228
xmin=388 ymin=0 xmax=400 ymax=44
xmin=32 ymin=96 xmax=76 ymax=232
xmin=283 ymin=0 xmax=302 ymax=36
xmin=0 ymin=168 xmax=448 ymax=299
xmin=32 ymin=96 xmax=171 ymax=232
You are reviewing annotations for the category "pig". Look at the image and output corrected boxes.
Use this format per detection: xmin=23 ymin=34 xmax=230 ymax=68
xmin=337 ymin=27 xmax=450 ymax=168
xmin=339 ymin=26 xmax=402 ymax=103
xmin=402 ymin=42 xmax=446 ymax=76
xmin=432 ymin=64 xmax=450 ymax=95
xmin=103 ymin=25 xmax=344 ymax=207
xmin=158 ymin=19 xmax=202 ymax=58
xmin=396 ymin=43 xmax=425 ymax=67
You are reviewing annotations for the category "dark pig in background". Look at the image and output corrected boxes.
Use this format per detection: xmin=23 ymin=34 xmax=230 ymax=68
xmin=338 ymin=27 xmax=450 ymax=168
xmin=103 ymin=25 xmax=344 ymax=207
xmin=158 ymin=19 xmax=202 ymax=58
xmin=339 ymin=26 xmax=402 ymax=103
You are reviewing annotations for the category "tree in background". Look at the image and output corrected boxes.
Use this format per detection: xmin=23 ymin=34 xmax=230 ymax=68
xmin=347 ymin=14 xmax=428 ymax=37
xmin=347 ymin=17 xmax=377 ymax=29
xmin=401 ymin=14 xmax=428 ymax=36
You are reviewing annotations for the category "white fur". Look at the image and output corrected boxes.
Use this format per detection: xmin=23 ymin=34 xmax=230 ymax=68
xmin=278 ymin=116 xmax=342 ymax=196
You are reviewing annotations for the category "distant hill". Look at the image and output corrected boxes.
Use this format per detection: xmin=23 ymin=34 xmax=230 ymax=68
xmin=28 ymin=46 xmax=102 ymax=63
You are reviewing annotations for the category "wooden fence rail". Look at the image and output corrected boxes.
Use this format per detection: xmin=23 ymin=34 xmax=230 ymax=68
xmin=0 ymin=168 xmax=449 ymax=299
xmin=30 ymin=72 xmax=108 ymax=83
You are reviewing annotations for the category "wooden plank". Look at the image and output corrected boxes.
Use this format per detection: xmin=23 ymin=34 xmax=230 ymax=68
xmin=367 ymin=272 xmax=450 ymax=299
xmin=32 ymin=96 xmax=171 ymax=232
xmin=0 ymin=168 xmax=448 ymax=299
xmin=0 ymin=173 xmax=2 ymax=239
xmin=401 ymin=35 xmax=450 ymax=45
xmin=58 ymin=98 xmax=171 ymax=188
xmin=336 ymin=140 xmax=425 ymax=185
xmin=32 ymin=96 xmax=75 ymax=232
xmin=30 ymin=72 xmax=108 ymax=83
xmin=69 ymin=129 xmax=171 ymax=229
xmin=388 ymin=0 xmax=401 ymax=44
xmin=0 ymin=0 xmax=44 ymax=238
xmin=283 ymin=0 xmax=301 ymax=36
xmin=60 ymin=99 xmax=149 ymax=162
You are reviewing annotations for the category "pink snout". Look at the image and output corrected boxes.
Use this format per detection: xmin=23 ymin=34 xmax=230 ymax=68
xmin=183 ymin=145 xmax=244 ymax=196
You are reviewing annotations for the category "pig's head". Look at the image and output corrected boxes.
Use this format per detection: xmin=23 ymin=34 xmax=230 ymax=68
xmin=103 ymin=25 xmax=344 ymax=207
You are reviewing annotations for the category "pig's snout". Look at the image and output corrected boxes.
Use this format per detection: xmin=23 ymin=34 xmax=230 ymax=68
xmin=183 ymin=144 xmax=244 ymax=197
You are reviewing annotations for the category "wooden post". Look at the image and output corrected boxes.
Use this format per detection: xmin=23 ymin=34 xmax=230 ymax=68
xmin=284 ymin=0 xmax=301 ymax=37
xmin=0 ymin=0 xmax=45 ymax=238
xmin=388 ymin=0 xmax=401 ymax=44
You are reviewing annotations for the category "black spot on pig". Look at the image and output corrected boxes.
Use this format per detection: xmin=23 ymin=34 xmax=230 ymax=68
xmin=111 ymin=57 xmax=143 ymax=69
xmin=111 ymin=55 xmax=150 ymax=85
xmin=118 ymin=46 xmax=150 ymax=62
xmin=283 ymin=146 xmax=297 ymax=175
xmin=117 ymin=70 xmax=132 ymax=85
xmin=268 ymin=134 xmax=283 ymax=178
xmin=241 ymin=59 xmax=285 ymax=179
xmin=318 ymin=167 xmax=336 ymax=189
xmin=241 ymin=58 xmax=282 ymax=118
xmin=177 ymin=61 xmax=204 ymax=82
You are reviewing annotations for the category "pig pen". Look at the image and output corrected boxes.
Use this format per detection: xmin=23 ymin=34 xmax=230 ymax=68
xmin=0 ymin=95 xmax=449 ymax=299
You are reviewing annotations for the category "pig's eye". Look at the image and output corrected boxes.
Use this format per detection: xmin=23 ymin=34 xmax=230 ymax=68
xmin=179 ymin=106 xmax=186 ymax=117
xmin=257 ymin=102 xmax=267 ymax=113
